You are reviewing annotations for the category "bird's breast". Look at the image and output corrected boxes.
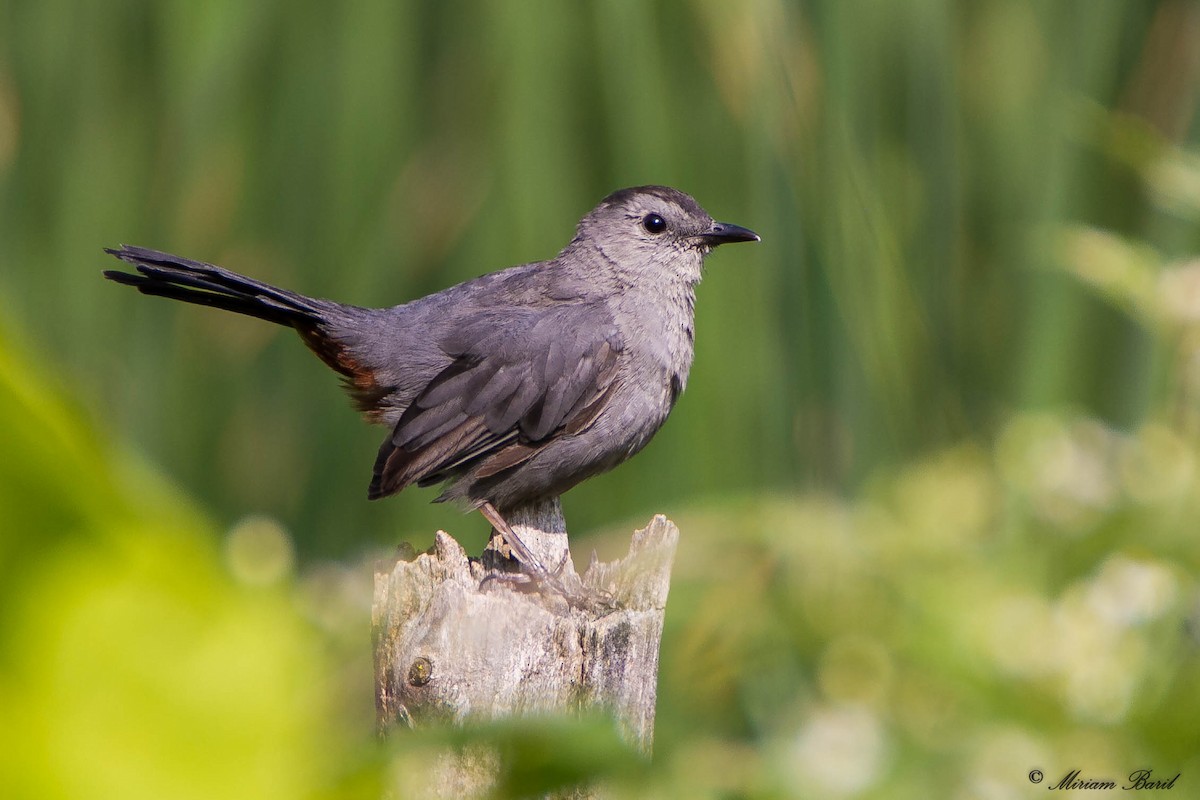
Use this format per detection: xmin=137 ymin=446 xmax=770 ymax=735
xmin=611 ymin=287 xmax=697 ymax=426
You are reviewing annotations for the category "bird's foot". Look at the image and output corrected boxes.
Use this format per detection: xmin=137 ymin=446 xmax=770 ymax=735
xmin=476 ymin=501 xmax=608 ymax=610
xmin=480 ymin=547 xmax=595 ymax=609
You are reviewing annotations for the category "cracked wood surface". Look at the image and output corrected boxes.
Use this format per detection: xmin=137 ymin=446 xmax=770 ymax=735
xmin=372 ymin=502 xmax=678 ymax=755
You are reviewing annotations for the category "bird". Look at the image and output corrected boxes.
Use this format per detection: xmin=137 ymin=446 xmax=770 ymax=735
xmin=104 ymin=185 xmax=759 ymax=580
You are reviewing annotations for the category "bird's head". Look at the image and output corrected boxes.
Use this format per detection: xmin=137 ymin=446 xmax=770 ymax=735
xmin=570 ymin=185 xmax=759 ymax=285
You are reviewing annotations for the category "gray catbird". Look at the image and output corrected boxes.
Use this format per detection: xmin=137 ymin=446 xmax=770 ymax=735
xmin=104 ymin=185 xmax=758 ymax=577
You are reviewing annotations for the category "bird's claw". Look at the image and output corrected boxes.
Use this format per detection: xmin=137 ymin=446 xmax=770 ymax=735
xmin=479 ymin=549 xmax=597 ymax=609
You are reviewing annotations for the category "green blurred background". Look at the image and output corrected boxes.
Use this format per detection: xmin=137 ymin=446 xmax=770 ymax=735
xmin=3 ymin=1 xmax=1200 ymax=797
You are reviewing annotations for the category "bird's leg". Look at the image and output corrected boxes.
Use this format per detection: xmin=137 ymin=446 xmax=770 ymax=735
xmin=477 ymin=502 xmax=587 ymax=604
xmin=478 ymin=501 xmax=552 ymax=582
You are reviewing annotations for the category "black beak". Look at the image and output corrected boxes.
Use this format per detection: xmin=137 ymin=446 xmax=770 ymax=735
xmin=697 ymin=221 xmax=760 ymax=246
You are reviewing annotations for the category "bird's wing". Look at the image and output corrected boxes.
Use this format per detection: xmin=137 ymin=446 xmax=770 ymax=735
xmin=368 ymin=303 xmax=623 ymax=499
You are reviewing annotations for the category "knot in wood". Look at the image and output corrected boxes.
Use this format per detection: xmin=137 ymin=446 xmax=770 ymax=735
xmin=408 ymin=656 xmax=433 ymax=686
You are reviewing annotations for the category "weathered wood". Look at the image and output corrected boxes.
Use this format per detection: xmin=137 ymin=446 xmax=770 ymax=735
xmin=373 ymin=507 xmax=678 ymax=766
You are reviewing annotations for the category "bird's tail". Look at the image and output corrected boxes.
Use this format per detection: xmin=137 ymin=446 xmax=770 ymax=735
xmin=104 ymin=245 xmax=395 ymax=419
xmin=103 ymin=244 xmax=329 ymax=327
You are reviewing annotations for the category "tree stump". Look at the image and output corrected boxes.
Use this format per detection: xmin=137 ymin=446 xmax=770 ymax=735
xmin=373 ymin=500 xmax=678 ymax=764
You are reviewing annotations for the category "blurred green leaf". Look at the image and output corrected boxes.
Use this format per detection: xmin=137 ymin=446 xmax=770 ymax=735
xmin=0 ymin=325 xmax=375 ymax=799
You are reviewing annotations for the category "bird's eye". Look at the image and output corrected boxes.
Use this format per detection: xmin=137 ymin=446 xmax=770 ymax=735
xmin=641 ymin=213 xmax=667 ymax=234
